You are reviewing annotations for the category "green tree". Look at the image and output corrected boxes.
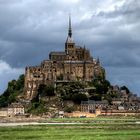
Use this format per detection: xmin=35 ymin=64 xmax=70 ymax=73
xmin=64 ymin=106 xmax=74 ymax=113
xmin=72 ymin=93 xmax=88 ymax=104
xmin=0 ymin=74 xmax=25 ymax=107
xmin=16 ymin=74 xmax=24 ymax=90
xmin=0 ymin=96 xmax=7 ymax=107
xmin=38 ymin=84 xmax=55 ymax=97
xmin=28 ymin=100 xmax=48 ymax=115
xmin=120 ymin=86 xmax=130 ymax=94
xmin=56 ymin=74 xmax=63 ymax=80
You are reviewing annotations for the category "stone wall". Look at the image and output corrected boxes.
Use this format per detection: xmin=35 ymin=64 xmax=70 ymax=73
xmin=64 ymin=111 xmax=96 ymax=118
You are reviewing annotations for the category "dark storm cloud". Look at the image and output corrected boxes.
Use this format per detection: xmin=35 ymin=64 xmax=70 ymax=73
xmin=98 ymin=0 xmax=140 ymax=24
xmin=0 ymin=0 xmax=140 ymax=95
xmin=78 ymin=0 xmax=140 ymax=68
xmin=106 ymin=67 xmax=140 ymax=95
xmin=0 ymin=39 xmax=65 ymax=68
xmin=0 ymin=0 xmax=72 ymax=68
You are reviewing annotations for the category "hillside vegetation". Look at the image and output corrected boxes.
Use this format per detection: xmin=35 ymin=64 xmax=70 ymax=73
xmin=0 ymin=75 xmax=24 ymax=107
xmin=0 ymin=74 xmax=131 ymax=115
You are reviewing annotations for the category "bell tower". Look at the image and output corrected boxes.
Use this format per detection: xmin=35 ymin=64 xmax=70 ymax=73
xmin=65 ymin=15 xmax=75 ymax=56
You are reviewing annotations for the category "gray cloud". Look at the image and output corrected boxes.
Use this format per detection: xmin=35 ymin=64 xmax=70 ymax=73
xmin=0 ymin=0 xmax=140 ymax=95
xmin=106 ymin=66 xmax=140 ymax=95
xmin=0 ymin=60 xmax=23 ymax=93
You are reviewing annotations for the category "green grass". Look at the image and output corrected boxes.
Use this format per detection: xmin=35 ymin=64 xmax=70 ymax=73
xmin=41 ymin=116 xmax=140 ymax=123
xmin=0 ymin=121 xmax=140 ymax=140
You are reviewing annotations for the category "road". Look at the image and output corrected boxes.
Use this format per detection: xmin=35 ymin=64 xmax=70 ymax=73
xmin=0 ymin=122 xmax=84 ymax=127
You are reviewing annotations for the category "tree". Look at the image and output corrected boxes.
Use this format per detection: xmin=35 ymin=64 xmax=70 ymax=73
xmin=28 ymin=100 xmax=48 ymax=115
xmin=56 ymin=82 xmax=86 ymax=102
xmin=72 ymin=93 xmax=88 ymax=104
xmin=120 ymin=86 xmax=130 ymax=94
xmin=38 ymin=84 xmax=55 ymax=97
xmin=89 ymin=94 xmax=102 ymax=101
xmin=91 ymin=79 xmax=110 ymax=95
xmin=45 ymin=85 xmax=55 ymax=96
xmin=0 ymin=96 xmax=7 ymax=107
xmin=64 ymin=106 xmax=74 ymax=113
xmin=16 ymin=74 xmax=24 ymax=90
xmin=57 ymin=74 xmax=63 ymax=80
xmin=0 ymin=74 xmax=25 ymax=107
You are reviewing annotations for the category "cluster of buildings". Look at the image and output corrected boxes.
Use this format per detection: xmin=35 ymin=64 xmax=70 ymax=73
xmin=81 ymin=86 xmax=140 ymax=116
xmin=111 ymin=86 xmax=140 ymax=111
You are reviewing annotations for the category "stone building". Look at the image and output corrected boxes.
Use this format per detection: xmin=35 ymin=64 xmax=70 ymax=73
xmin=0 ymin=103 xmax=25 ymax=117
xmin=7 ymin=103 xmax=25 ymax=117
xmin=81 ymin=100 xmax=108 ymax=113
xmin=24 ymin=16 xmax=105 ymax=100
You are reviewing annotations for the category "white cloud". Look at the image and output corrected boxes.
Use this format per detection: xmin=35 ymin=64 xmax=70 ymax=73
xmin=0 ymin=60 xmax=24 ymax=94
xmin=0 ymin=60 xmax=22 ymax=74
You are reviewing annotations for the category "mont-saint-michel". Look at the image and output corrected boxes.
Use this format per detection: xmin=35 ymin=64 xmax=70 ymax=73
xmin=0 ymin=16 xmax=140 ymax=119
xmin=24 ymin=16 xmax=105 ymax=101
xmin=0 ymin=0 xmax=140 ymax=140
xmin=0 ymin=3 xmax=140 ymax=138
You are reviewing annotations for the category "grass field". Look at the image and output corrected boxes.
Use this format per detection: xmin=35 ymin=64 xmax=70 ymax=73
xmin=0 ymin=117 xmax=140 ymax=140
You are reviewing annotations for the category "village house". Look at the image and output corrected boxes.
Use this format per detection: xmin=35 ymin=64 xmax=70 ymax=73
xmin=81 ymin=100 xmax=108 ymax=113
xmin=7 ymin=103 xmax=25 ymax=117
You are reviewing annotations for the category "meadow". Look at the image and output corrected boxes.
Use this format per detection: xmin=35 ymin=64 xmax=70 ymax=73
xmin=0 ymin=117 xmax=140 ymax=140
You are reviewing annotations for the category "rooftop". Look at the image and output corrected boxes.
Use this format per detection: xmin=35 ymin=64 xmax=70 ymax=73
xmin=49 ymin=51 xmax=66 ymax=56
xmin=81 ymin=100 xmax=108 ymax=104
xmin=8 ymin=103 xmax=24 ymax=108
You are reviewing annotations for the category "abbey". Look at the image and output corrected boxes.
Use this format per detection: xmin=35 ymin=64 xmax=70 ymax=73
xmin=24 ymin=17 xmax=105 ymax=100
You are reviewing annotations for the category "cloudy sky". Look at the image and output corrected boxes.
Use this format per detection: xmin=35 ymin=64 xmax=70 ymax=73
xmin=0 ymin=0 xmax=140 ymax=95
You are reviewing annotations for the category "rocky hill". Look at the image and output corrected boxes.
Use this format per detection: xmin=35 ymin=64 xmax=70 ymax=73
xmin=1 ymin=73 xmax=138 ymax=116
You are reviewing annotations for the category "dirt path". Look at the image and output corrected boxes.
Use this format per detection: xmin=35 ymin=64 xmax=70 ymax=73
xmin=0 ymin=122 xmax=83 ymax=127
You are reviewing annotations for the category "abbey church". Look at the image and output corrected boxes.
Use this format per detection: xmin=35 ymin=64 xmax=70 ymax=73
xmin=24 ymin=17 xmax=105 ymax=100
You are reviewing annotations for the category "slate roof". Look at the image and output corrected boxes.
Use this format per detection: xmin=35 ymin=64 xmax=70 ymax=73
xmin=50 ymin=51 xmax=66 ymax=56
xmin=8 ymin=103 xmax=24 ymax=108
xmin=81 ymin=100 xmax=108 ymax=104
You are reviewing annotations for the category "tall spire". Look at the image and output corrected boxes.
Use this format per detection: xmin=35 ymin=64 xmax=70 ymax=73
xmin=97 ymin=57 xmax=100 ymax=65
xmin=68 ymin=14 xmax=72 ymax=38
